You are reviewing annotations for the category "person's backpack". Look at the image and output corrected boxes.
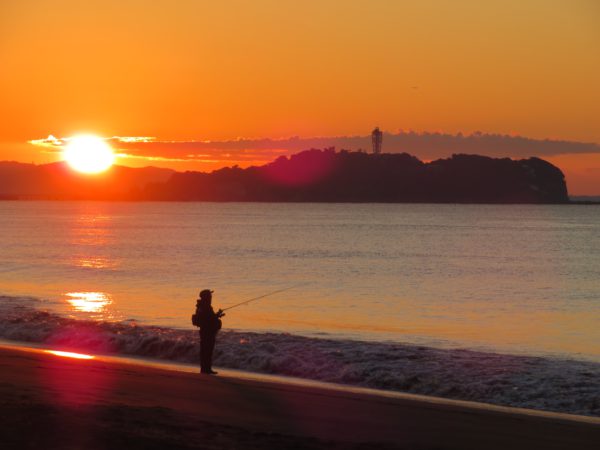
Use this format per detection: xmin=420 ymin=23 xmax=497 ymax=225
xmin=191 ymin=311 xmax=199 ymax=327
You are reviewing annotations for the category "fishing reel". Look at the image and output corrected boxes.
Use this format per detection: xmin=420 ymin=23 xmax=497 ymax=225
xmin=216 ymin=309 xmax=226 ymax=318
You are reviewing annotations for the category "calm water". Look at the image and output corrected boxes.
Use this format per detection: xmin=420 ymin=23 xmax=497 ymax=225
xmin=1 ymin=202 xmax=599 ymax=361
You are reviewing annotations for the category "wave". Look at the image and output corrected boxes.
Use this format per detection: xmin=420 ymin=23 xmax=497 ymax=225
xmin=1 ymin=295 xmax=598 ymax=417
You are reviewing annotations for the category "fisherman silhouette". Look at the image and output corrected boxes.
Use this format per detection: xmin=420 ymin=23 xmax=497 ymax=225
xmin=194 ymin=289 xmax=224 ymax=375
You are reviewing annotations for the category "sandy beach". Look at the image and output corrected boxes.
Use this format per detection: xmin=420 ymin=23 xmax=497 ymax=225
xmin=0 ymin=345 xmax=598 ymax=449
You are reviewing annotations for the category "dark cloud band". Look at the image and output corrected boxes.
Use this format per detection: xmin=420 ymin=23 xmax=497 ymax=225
xmin=31 ymin=132 xmax=600 ymax=166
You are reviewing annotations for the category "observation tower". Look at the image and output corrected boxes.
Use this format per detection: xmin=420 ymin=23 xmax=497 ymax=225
xmin=371 ymin=127 xmax=383 ymax=154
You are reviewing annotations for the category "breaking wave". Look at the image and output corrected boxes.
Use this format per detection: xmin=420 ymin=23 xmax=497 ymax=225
xmin=1 ymin=295 xmax=598 ymax=417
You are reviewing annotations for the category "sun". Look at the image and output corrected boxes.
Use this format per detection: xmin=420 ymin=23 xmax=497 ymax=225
xmin=63 ymin=135 xmax=115 ymax=174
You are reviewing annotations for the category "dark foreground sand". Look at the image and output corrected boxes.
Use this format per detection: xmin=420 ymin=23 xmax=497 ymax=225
xmin=0 ymin=345 xmax=598 ymax=450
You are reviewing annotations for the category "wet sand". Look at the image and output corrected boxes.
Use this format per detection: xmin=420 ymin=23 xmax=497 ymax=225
xmin=0 ymin=345 xmax=598 ymax=449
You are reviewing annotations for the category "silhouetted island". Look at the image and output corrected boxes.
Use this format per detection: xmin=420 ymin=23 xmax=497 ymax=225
xmin=143 ymin=150 xmax=569 ymax=203
xmin=0 ymin=150 xmax=569 ymax=203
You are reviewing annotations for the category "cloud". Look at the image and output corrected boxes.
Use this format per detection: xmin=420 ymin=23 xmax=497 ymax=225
xmin=29 ymin=132 xmax=600 ymax=167
xmin=113 ymin=132 xmax=600 ymax=162
xmin=28 ymin=134 xmax=64 ymax=148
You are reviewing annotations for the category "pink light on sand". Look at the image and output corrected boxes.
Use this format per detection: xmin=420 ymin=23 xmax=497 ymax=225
xmin=43 ymin=348 xmax=112 ymax=408
xmin=45 ymin=350 xmax=95 ymax=360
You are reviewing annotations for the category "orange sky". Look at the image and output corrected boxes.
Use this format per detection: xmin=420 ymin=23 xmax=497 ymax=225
xmin=1 ymin=1 xmax=599 ymax=194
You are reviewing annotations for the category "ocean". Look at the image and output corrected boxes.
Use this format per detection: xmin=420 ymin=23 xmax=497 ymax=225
xmin=1 ymin=201 xmax=599 ymax=415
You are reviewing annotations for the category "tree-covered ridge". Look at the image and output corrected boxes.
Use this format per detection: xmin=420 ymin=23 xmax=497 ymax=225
xmin=144 ymin=149 xmax=568 ymax=203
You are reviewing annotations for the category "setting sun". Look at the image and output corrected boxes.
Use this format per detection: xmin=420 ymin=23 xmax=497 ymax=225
xmin=63 ymin=135 xmax=115 ymax=174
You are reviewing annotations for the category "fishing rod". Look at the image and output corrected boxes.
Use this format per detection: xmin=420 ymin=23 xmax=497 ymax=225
xmin=221 ymin=283 xmax=305 ymax=313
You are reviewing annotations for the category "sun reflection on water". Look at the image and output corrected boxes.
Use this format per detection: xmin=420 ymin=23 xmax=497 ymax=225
xmin=70 ymin=213 xmax=113 ymax=246
xmin=66 ymin=291 xmax=112 ymax=313
xmin=73 ymin=256 xmax=116 ymax=269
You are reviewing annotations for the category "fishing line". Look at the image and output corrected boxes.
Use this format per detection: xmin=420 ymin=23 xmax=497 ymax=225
xmin=221 ymin=283 xmax=306 ymax=312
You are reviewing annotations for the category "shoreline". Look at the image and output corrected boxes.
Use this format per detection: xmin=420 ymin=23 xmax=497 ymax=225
xmin=1 ymin=344 xmax=599 ymax=449
xmin=1 ymin=299 xmax=599 ymax=418
xmin=1 ymin=340 xmax=599 ymax=424
xmin=4 ymin=198 xmax=599 ymax=204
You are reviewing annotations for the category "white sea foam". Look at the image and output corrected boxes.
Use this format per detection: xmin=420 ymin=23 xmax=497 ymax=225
xmin=1 ymin=296 xmax=598 ymax=417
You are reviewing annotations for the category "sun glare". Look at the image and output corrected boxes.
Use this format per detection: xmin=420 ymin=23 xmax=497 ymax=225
xmin=45 ymin=350 xmax=95 ymax=360
xmin=63 ymin=135 xmax=115 ymax=173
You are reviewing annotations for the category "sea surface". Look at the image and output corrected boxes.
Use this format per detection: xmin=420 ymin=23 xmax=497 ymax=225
xmin=2 ymin=201 xmax=600 ymax=416
xmin=1 ymin=201 xmax=599 ymax=360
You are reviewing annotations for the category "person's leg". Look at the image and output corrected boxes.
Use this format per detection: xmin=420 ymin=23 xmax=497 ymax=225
xmin=200 ymin=333 xmax=211 ymax=373
xmin=206 ymin=335 xmax=216 ymax=371
xmin=200 ymin=333 xmax=216 ymax=373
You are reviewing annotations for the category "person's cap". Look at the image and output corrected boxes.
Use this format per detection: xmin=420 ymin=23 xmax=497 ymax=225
xmin=199 ymin=289 xmax=214 ymax=299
